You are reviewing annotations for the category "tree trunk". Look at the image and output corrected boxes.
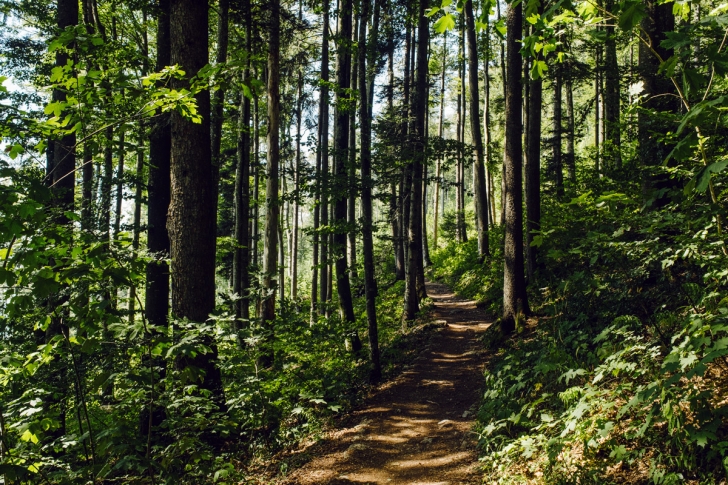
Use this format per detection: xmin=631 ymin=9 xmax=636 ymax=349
xmin=604 ymin=0 xmax=621 ymax=171
xmin=565 ymin=37 xmax=576 ymax=183
xmin=403 ymin=0 xmax=428 ymax=321
xmin=359 ymin=0 xmax=381 ymax=381
xmin=333 ymin=0 xmax=356 ymax=323
xmin=319 ymin=0 xmax=331 ymax=308
xmin=211 ymin=0 xmax=230 ymax=217
xmin=113 ymin=131 xmax=124 ymax=240
xmin=233 ymin=0 xmax=252 ymax=335
xmin=260 ymin=0 xmax=281 ymax=365
xmin=169 ymin=0 xmax=225 ymax=414
xmin=433 ymin=31 xmax=446 ymax=248
xmin=464 ymin=0 xmax=488 ymax=260
xmin=292 ymin=69 xmax=302 ymax=299
xmin=146 ymin=0 xmax=171 ymax=331
xmin=525 ymin=34 xmax=542 ymax=282
xmin=553 ymin=65 xmax=564 ymax=196
xmin=502 ymin=0 xmax=530 ymax=334
xmin=128 ymin=139 xmax=144 ymax=323
xmin=639 ymin=0 xmax=677 ymax=203
xmin=348 ymin=12 xmax=359 ymax=282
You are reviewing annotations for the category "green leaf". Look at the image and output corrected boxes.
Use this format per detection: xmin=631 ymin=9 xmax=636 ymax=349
xmin=618 ymin=1 xmax=646 ymax=32
xmin=434 ymin=13 xmax=456 ymax=33
xmin=530 ymin=60 xmax=548 ymax=79
xmin=693 ymin=160 xmax=728 ymax=193
xmin=659 ymin=55 xmax=679 ymax=77
xmin=426 ymin=6 xmax=440 ymax=17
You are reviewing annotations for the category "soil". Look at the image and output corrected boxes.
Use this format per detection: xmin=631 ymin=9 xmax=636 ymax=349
xmin=278 ymin=281 xmax=492 ymax=485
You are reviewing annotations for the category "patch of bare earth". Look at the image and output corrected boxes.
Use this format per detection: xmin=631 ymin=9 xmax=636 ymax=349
xmin=279 ymin=281 xmax=491 ymax=485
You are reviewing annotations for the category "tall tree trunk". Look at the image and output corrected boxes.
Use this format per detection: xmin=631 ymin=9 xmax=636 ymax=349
xmin=483 ymin=25 xmax=495 ymax=226
xmin=433 ymin=31 xmax=446 ymax=248
xmin=403 ymin=0 xmax=428 ymax=321
xmin=319 ymin=0 xmax=331 ymax=308
xmin=260 ymin=0 xmax=281 ymax=364
xmin=565 ymin=35 xmax=576 ymax=183
xmin=211 ymin=0 xmax=230 ymax=218
xmin=525 ymin=23 xmax=542 ymax=282
xmin=464 ymin=0 xmax=488 ymax=260
xmin=502 ymin=0 xmax=530 ymax=334
xmin=146 ymin=0 xmax=171 ymax=331
xmin=594 ymin=40 xmax=601 ymax=174
xmin=128 ymin=139 xmax=144 ymax=323
xmin=348 ymin=12 xmax=359 ymax=282
xmin=553 ymin=65 xmax=564 ymax=196
xmin=113 ymin=131 xmax=124 ymax=240
xmin=169 ymin=0 xmax=225 ymax=414
xmin=456 ymin=17 xmax=467 ymax=242
xmin=359 ymin=0 xmax=381 ymax=381
xmin=604 ymin=0 xmax=621 ymax=171
xmin=639 ymin=0 xmax=677 ymax=204
xmin=253 ymin=89 xmax=260 ymax=271
xmin=401 ymin=15 xmax=412 ymax=269
xmin=292 ymin=68 xmax=302 ymax=300
xmin=386 ymin=2 xmax=405 ymax=280
xmin=233 ymin=0 xmax=252 ymax=336
xmin=333 ymin=0 xmax=356 ymax=323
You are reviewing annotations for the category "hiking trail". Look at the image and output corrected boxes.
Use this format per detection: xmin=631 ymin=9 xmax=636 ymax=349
xmin=280 ymin=281 xmax=492 ymax=485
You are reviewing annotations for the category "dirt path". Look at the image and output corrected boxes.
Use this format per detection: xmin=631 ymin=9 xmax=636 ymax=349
xmin=281 ymin=281 xmax=492 ymax=485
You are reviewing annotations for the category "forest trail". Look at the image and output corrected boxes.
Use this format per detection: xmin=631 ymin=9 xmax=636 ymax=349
xmin=281 ymin=281 xmax=491 ymax=485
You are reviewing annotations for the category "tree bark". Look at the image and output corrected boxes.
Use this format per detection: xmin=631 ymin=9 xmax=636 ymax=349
xmin=433 ymin=31 xmax=446 ymax=248
xmin=348 ymin=12 xmax=359 ymax=282
xmin=168 ymin=0 xmax=225 ymax=413
xmin=553 ymin=65 xmax=564 ymax=196
xmin=604 ymin=0 xmax=621 ymax=171
xmin=359 ymin=0 xmax=381 ymax=382
xmin=525 ymin=32 xmax=542 ymax=282
xmin=403 ymin=0 xmax=429 ymax=321
xmin=260 ymin=0 xmax=281 ymax=365
xmin=464 ymin=0 xmax=488 ymax=260
xmin=211 ymin=0 xmax=230 ymax=218
xmin=319 ymin=0 xmax=331 ymax=308
xmin=333 ymin=0 xmax=356 ymax=323
xmin=502 ymin=0 xmax=530 ymax=334
xmin=233 ymin=0 xmax=252 ymax=335
xmin=146 ymin=0 xmax=171 ymax=331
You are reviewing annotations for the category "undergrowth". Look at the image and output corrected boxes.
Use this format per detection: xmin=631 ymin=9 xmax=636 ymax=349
xmin=434 ymin=181 xmax=728 ymax=484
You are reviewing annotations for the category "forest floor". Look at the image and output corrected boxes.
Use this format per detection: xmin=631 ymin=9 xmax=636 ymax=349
xmin=275 ymin=281 xmax=492 ymax=485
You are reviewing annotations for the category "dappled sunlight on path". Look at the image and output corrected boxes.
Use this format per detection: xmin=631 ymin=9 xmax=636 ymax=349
xmin=281 ymin=281 xmax=492 ymax=485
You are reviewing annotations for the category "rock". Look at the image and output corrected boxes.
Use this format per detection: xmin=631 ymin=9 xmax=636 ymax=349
xmin=462 ymin=410 xmax=471 ymax=418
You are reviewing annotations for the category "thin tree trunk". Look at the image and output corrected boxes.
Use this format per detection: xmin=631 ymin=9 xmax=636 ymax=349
xmin=348 ymin=12 xmax=359 ymax=281
xmin=565 ymin=33 xmax=576 ymax=183
xmin=553 ymin=65 xmax=564 ymax=196
xmin=128 ymin=138 xmax=144 ymax=323
xmin=525 ymin=25 xmax=542 ymax=282
xmin=211 ymin=0 xmax=230 ymax=218
xmin=433 ymin=31 xmax=446 ymax=248
xmin=233 ymin=0 xmax=252 ymax=335
xmin=260 ymin=0 xmax=280 ymax=365
xmin=603 ymin=0 xmax=621 ymax=170
xmin=359 ymin=0 xmax=381 ymax=381
xmin=464 ymin=0 xmax=488 ymax=260
xmin=292 ymin=67 xmax=302 ymax=300
xmin=319 ymin=0 xmax=331 ymax=308
xmin=113 ymin=130 xmax=124 ymax=240
xmin=502 ymin=0 xmax=530 ymax=334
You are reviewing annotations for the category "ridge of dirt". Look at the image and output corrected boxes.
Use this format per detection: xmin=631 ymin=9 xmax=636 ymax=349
xmin=276 ymin=281 xmax=492 ymax=485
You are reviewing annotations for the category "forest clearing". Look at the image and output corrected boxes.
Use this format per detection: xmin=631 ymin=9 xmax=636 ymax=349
xmin=1 ymin=0 xmax=728 ymax=483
